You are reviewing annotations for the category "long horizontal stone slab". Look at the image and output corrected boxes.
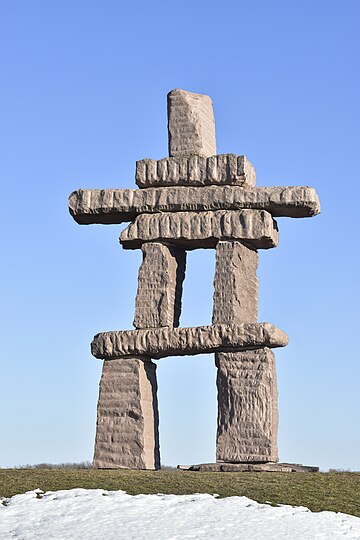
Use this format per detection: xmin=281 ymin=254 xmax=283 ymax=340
xmin=120 ymin=210 xmax=278 ymax=250
xmin=135 ymin=155 xmax=256 ymax=189
xmin=69 ymin=185 xmax=320 ymax=224
xmin=91 ymin=323 xmax=288 ymax=360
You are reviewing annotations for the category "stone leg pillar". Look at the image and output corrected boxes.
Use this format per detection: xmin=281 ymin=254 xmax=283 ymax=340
xmin=93 ymin=242 xmax=186 ymax=469
xmin=213 ymin=240 xmax=258 ymax=324
xmin=216 ymin=349 xmax=278 ymax=462
xmin=93 ymin=357 xmax=160 ymax=469
xmin=213 ymin=240 xmax=278 ymax=463
xmin=134 ymin=242 xmax=186 ymax=329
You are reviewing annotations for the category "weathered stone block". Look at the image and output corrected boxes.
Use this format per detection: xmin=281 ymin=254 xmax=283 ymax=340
xmin=216 ymin=349 xmax=278 ymax=463
xmin=213 ymin=241 xmax=258 ymax=324
xmin=134 ymin=243 xmax=186 ymax=329
xmin=91 ymin=323 xmax=288 ymax=360
xmin=68 ymin=185 xmax=321 ymax=224
xmin=135 ymin=155 xmax=255 ymax=188
xmin=167 ymin=89 xmax=216 ymax=157
xmin=120 ymin=210 xmax=278 ymax=250
xmin=93 ymin=357 xmax=160 ymax=469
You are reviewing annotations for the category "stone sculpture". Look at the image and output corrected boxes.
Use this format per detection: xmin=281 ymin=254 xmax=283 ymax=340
xmin=69 ymin=89 xmax=320 ymax=471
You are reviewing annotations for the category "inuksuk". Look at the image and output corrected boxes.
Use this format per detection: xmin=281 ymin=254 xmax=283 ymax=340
xmin=69 ymin=89 xmax=320 ymax=472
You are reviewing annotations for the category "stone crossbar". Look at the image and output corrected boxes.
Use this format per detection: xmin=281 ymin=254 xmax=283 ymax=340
xmin=120 ymin=210 xmax=278 ymax=250
xmin=91 ymin=323 xmax=288 ymax=360
xmin=69 ymin=185 xmax=320 ymax=224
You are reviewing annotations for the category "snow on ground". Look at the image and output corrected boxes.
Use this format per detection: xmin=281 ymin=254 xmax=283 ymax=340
xmin=1 ymin=489 xmax=360 ymax=539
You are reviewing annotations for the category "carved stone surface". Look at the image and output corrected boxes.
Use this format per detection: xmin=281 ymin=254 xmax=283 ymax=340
xmin=216 ymin=349 xmax=278 ymax=463
xmin=135 ymin=154 xmax=256 ymax=189
xmin=134 ymin=243 xmax=186 ymax=328
xmin=167 ymin=89 xmax=216 ymax=157
xmin=91 ymin=323 xmax=288 ymax=360
xmin=213 ymin=241 xmax=258 ymax=325
xmin=120 ymin=210 xmax=278 ymax=250
xmin=69 ymin=185 xmax=321 ymax=224
xmin=93 ymin=357 xmax=160 ymax=469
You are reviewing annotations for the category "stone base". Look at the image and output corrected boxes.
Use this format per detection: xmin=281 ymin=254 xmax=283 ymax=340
xmin=178 ymin=462 xmax=319 ymax=473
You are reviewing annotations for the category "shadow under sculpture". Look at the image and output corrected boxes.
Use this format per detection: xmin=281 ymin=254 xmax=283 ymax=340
xmin=69 ymin=89 xmax=321 ymax=471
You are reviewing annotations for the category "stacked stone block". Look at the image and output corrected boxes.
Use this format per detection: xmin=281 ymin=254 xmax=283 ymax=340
xmin=167 ymin=89 xmax=216 ymax=158
xmin=134 ymin=243 xmax=186 ymax=329
xmin=93 ymin=357 xmax=159 ymax=469
xmin=135 ymin=154 xmax=256 ymax=188
xmin=212 ymin=241 xmax=258 ymax=325
xmin=69 ymin=88 xmax=320 ymax=469
xmin=216 ymin=349 xmax=278 ymax=463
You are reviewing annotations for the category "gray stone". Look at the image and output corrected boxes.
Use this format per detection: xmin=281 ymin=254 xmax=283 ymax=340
xmin=134 ymin=243 xmax=186 ymax=328
xmin=186 ymin=462 xmax=319 ymax=472
xmin=167 ymin=89 xmax=216 ymax=157
xmin=216 ymin=349 xmax=278 ymax=463
xmin=68 ymin=185 xmax=321 ymax=224
xmin=213 ymin=241 xmax=258 ymax=324
xmin=135 ymin=155 xmax=256 ymax=189
xmin=120 ymin=210 xmax=278 ymax=250
xmin=93 ymin=357 xmax=160 ymax=469
xmin=91 ymin=323 xmax=288 ymax=360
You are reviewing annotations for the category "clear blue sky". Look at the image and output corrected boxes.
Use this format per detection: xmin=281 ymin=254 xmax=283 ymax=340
xmin=1 ymin=0 xmax=359 ymax=471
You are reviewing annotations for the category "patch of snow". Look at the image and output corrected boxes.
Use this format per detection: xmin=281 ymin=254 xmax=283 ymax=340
xmin=0 ymin=489 xmax=359 ymax=539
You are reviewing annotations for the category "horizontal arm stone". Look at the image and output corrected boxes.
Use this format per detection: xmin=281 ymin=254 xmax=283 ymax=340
xmin=91 ymin=323 xmax=288 ymax=360
xmin=120 ymin=210 xmax=278 ymax=250
xmin=135 ymin=155 xmax=255 ymax=189
xmin=69 ymin=185 xmax=321 ymax=224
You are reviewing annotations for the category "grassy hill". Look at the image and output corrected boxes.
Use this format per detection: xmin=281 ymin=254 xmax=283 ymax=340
xmin=1 ymin=469 xmax=360 ymax=517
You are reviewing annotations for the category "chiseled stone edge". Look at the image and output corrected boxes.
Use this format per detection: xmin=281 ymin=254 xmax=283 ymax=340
xmin=120 ymin=210 xmax=278 ymax=250
xmin=91 ymin=323 xmax=288 ymax=360
xmin=68 ymin=185 xmax=321 ymax=224
xmin=135 ymin=155 xmax=256 ymax=189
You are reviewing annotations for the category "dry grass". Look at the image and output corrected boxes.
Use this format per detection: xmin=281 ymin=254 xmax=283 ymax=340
xmin=1 ymin=469 xmax=360 ymax=517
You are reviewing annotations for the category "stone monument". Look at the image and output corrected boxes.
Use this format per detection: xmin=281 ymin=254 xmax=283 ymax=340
xmin=69 ymin=89 xmax=320 ymax=472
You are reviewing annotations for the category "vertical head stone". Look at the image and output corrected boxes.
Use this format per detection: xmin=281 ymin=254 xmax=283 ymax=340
xmin=167 ymin=89 xmax=216 ymax=158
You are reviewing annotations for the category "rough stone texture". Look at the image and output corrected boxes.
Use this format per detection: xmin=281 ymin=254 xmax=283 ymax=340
xmin=213 ymin=241 xmax=258 ymax=324
xmin=134 ymin=243 xmax=186 ymax=329
xmin=93 ymin=357 xmax=160 ymax=469
xmin=167 ymin=89 xmax=216 ymax=158
xmin=69 ymin=185 xmax=321 ymax=224
xmin=120 ymin=210 xmax=278 ymax=250
xmin=186 ymin=462 xmax=319 ymax=472
xmin=91 ymin=323 xmax=288 ymax=360
xmin=215 ymin=349 xmax=278 ymax=463
xmin=135 ymin=155 xmax=256 ymax=189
